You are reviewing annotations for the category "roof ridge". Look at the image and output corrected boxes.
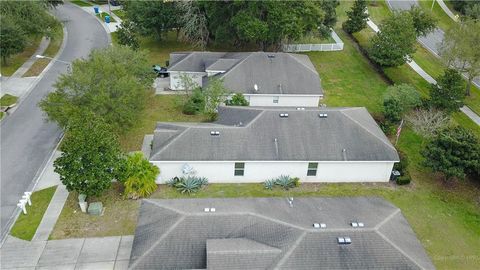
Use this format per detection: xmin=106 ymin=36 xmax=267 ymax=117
xmin=374 ymin=208 xmax=400 ymax=230
xmin=167 ymin=52 xmax=195 ymax=71
xmin=340 ymin=108 xmax=398 ymax=152
xmin=375 ymin=228 xmax=426 ymax=270
xmin=244 ymin=110 xmax=266 ymax=128
xmin=145 ymin=199 xmax=187 ymax=215
xmin=219 ymin=52 xmax=255 ymax=79
xmin=273 ymin=231 xmax=307 ymax=269
xmin=129 ymin=209 xmax=186 ymax=269
xmin=287 ymin=53 xmax=319 ymax=75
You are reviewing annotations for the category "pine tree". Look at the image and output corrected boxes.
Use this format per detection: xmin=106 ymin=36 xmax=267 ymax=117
xmin=342 ymin=0 xmax=369 ymax=34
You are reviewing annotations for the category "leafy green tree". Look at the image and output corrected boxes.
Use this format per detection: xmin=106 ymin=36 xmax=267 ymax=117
xmin=0 ymin=17 xmax=27 ymax=65
xmin=439 ymin=19 xmax=480 ymax=96
xmin=383 ymin=84 xmax=421 ymax=123
xmin=464 ymin=4 xmax=480 ymax=20
xmin=0 ymin=1 xmax=57 ymax=37
xmin=204 ymin=78 xmax=228 ymax=120
xmin=369 ymin=12 xmax=417 ymax=67
xmin=383 ymin=98 xmax=403 ymax=123
xmin=183 ymin=88 xmax=205 ymax=115
xmin=116 ymin=20 xmax=139 ymax=50
xmin=408 ymin=6 xmax=437 ymax=37
xmin=119 ymin=152 xmax=159 ymax=199
xmin=54 ymin=113 xmax=122 ymax=197
xmin=430 ymin=69 xmax=465 ymax=112
xmin=40 ymin=46 xmax=153 ymax=133
xmin=225 ymin=93 xmax=249 ymax=106
xmin=342 ymin=0 xmax=368 ymax=34
xmin=123 ymin=1 xmax=180 ymax=40
xmin=422 ymin=126 xmax=480 ymax=181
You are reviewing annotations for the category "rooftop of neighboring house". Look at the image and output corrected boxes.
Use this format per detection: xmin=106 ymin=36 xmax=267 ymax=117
xmin=149 ymin=106 xmax=399 ymax=162
xmin=129 ymin=197 xmax=435 ymax=270
xmin=167 ymin=51 xmax=323 ymax=96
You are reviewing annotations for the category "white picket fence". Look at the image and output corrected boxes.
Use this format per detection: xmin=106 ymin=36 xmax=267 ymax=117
xmin=283 ymin=30 xmax=344 ymax=52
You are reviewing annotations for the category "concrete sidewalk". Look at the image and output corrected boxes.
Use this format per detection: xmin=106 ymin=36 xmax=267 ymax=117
xmin=80 ymin=5 xmax=122 ymax=33
xmin=0 ymin=235 xmax=133 ymax=270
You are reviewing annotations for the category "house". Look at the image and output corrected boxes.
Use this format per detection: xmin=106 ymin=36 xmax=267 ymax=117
xmin=148 ymin=106 xmax=399 ymax=183
xmin=167 ymin=51 xmax=323 ymax=107
xmin=129 ymin=197 xmax=435 ymax=269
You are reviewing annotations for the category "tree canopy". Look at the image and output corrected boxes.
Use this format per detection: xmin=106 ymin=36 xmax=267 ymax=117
xmin=54 ymin=113 xmax=122 ymax=197
xmin=422 ymin=126 xmax=480 ymax=181
xmin=40 ymin=46 xmax=154 ymax=134
xmin=342 ymin=0 xmax=369 ymax=34
xmin=439 ymin=18 xmax=480 ymax=96
xmin=430 ymin=69 xmax=465 ymax=112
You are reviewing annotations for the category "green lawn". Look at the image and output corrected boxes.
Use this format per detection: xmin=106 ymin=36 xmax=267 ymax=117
xmin=10 ymin=186 xmax=57 ymax=241
xmin=119 ymin=93 xmax=208 ymax=152
xmin=23 ymin=21 xmax=64 ymax=77
xmin=0 ymin=94 xmax=19 ymax=106
xmin=112 ymin=9 xmax=126 ymax=20
xmin=418 ymin=0 xmax=457 ymax=31
xmin=70 ymin=0 xmax=93 ymax=7
xmin=0 ymin=35 xmax=43 ymax=76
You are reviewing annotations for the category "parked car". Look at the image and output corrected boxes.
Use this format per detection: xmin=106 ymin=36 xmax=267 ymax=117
xmin=109 ymin=0 xmax=121 ymax=6
xmin=153 ymin=65 xmax=169 ymax=78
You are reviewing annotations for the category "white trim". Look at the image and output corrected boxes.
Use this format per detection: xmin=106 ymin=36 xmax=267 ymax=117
xmin=243 ymin=93 xmax=323 ymax=97
xmin=152 ymin=160 xmax=398 ymax=163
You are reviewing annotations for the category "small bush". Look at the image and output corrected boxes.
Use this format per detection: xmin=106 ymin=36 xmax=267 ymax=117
xmin=119 ymin=152 xmax=160 ymax=199
xmin=396 ymin=174 xmax=411 ymax=185
xmin=263 ymin=179 xmax=275 ymax=190
xmin=225 ymin=93 xmax=249 ymax=106
xmin=182 ymin=89 xmax=205 ymax=115
xmin=393 ymin=150 xmax=409 ymax=175
xmin=124 ymin=176 xmax=158 ymax=199
xmin=168 ymin=176 xmax=208 ymax=194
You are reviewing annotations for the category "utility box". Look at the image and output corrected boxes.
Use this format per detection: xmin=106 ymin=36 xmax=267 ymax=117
xmin=390 ymin=170 xmax=401 ymax=181
xmin=88 ymin=202 xmax=103 ymax=216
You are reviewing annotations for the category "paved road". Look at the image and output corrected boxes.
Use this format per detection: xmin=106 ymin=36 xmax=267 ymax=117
xmin=0 ymin=3 xmax=109 ymax=241
xmin=386 ymin=0 xmax=480 ymax=88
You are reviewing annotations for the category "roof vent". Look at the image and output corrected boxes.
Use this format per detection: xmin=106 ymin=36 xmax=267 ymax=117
xmin=351 ymin=222 xmax=364 ymax=228
xmin=296 ymin=107 xmax=305 ymax=111
xmin=313 ymin=223 xmax=327 ymax=229
xmin=337 ymin=237 xmax=352 ymax=245
xmin=267 ymin=54 xmax=276 ymax=59
xmin=210 ymin=131 xmax=220 ymax=136
xmin=254 ymin=84 xmax=259 ymax=91
xmin=279 ymin=113 xmax=289 ymax=118
xmin=204 ymin=207 xmax=216 ymax=212
xmin=318 ymin=113 xmax=328 ymax=118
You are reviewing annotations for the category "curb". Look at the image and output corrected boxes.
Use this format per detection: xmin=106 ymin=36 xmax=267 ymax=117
xmin=74 ymin=5 xmax=112 ymax=45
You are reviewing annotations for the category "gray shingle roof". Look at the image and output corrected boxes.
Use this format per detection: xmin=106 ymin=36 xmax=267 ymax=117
xmin=167 ymin=51 xmax=323 ymax=96
xmin=129 ymin=197 xmax=435 ymax=270
xmin=150 ymin=106 xmax=399 ymax=162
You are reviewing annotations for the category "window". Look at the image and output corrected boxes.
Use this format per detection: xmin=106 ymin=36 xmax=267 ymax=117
xmin=273 ymin=96 xmax=279 ymax=103
xmin=307 ymin=162 xmax=318 ymax=176
xmin=234 ymin=163 xmax=245 ymax=176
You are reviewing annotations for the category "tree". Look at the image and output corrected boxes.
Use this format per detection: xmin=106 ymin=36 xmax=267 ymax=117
xmin=225 ymin=93 xmax=249 ymax=106
xmin=40 ymin=46 xmax=153 ymax=133
xmin=0 ymin=17 xmax=27 ymax=65
xmin=383 ymin=98 xmax=403 ymax=123
xmin=405 ymin=108 xmax=450 ymax=137
xmin=422 ymin=126 xmax=480 ymax=181
xmin=464 ymin=3 xmax=480 ymax=20
xmin=430 ymin=68 xmax=465 ymax=112
xmin=408 ymin=6 xmax=437 ymax=37
xmin=0 ymin=1 xmax=57 ymax=37
xmin=176 ymin=1 xmax=209 ymax=50
xmin=439 ymin=19 xmax=480 ymax=96
xmin=203 ymin=78 xmax=229 ymax=119
xmin=342 ymin=0 xmax=368 ymax=34
xmin=183 ymin=88 xmax=205 ymax=115
xmin=54 ymin=113 xmax=122 ymax=197
xmin=123 ymin=1 xmax=180 ymax=40
xmin=116 ymin=20 xmax=139 ymax=50
xmin=369 ymin=12 xmax=417 ymax=67
xmin=383 ymin=84 xmax=421 ymax=123
xmin=119 ymin=152 xmax=159 ymax=199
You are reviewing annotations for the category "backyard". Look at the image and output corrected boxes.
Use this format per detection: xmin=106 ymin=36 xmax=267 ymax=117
xmin=49 ymin=2 xmax=480 ymax=269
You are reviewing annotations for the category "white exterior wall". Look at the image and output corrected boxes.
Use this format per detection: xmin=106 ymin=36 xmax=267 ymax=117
xmin=245 ymin=94 xmax=321 ymax=107
xmin=169 ymin=71 xmax=205 ymax=90
xmin=152 ymin=161 xmax=395 ymax=184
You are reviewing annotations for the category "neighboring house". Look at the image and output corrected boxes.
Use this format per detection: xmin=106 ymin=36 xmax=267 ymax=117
xmin=167 ymin=51 xmax=323 ymax=107
xmin=129 ymin=197 xmax=435 ymax=269
xmin=149 ymin=106 xmax=399 ymax=183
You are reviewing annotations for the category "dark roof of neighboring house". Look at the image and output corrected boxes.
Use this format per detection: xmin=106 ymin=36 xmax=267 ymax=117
xmin=167 ymin=51 xmax=323 ymax=96
xmin=129 ymin=197 xmax=435 ymax=270
xmin=149 ymin=106 xmax=399 ymax=162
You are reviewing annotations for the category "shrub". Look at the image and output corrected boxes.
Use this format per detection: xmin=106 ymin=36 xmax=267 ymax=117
xmin=396 ymin=174 xmax=411 ymax=185
xmin=182 ymin=89 xmax=205 ymax=115
xmin=383 ymin=98 xmax=402 ymax=123
xmin=405 ymin=108 xmax=450 ymax=137
xmin=118 ymin=152 xmax=160 ymax=199
xmin=169 ymin=176 xmax=208 ymax=194
xmin=393 ymin=150 xmax=409 ymax=175
xmin=225 ymin=93 xmax=249 ymax=106
xmin=263 ymin=179 xmax=275 ymax=190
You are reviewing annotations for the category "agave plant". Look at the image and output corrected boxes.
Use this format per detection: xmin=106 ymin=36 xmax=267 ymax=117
xmin=166 ymin=177 xmax=181 ymax=187
xmin=274 ymin=175 xmax=295 ymax=190
xmin=263 ymin=179 xmax=275 ymax=190
xmin=175 ymin=176 xmax=208 ymax=194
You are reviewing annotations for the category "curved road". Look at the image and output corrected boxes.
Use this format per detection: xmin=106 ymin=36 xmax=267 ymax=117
xmin=386 ymin=0 xmax=480 ymax=88
xmin=0 ymin=3 xmax=109 ymax=241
